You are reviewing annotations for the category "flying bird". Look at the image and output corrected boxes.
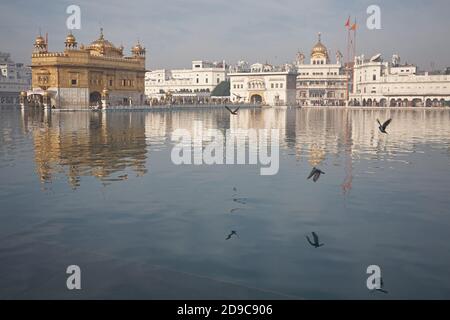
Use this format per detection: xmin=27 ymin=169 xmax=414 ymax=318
xmin=226 ymin=231 xmax=238 ymax=240
xmin=233 ymin=198 xmax=247 ymax=205
xmin=233 ymin=93 xmax=243 ymax=100
xmin=377 ymin=118 xmax=392 ymax=134
xmin=225 ymin=106 xmax=240 ymax=115
xmin=307 ymin=167 xmax=325 ymax=182
xmin=306 ymin=232 xmax=324 ymax=248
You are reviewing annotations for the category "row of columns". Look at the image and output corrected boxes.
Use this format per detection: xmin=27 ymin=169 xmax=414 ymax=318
xmin=20 ymin=89 xmax=111 ymax=110
xmin=352 ymin=97 xmax=449 ymax=107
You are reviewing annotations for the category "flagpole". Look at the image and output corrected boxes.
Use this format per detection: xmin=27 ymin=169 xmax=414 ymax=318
xmin=345 ymin=16 xmax=351 ymax=104
xmin=347 ymin=28 xmax=350 ymax=65
xmin=353 ymin=18 xmax=357 ymax=61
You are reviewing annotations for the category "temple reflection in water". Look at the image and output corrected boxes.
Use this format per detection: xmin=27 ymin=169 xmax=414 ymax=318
xmin=19 ymin=107 xmax=450 ymax=189
xmin=21 ymin=110 xmax=147 ymax=188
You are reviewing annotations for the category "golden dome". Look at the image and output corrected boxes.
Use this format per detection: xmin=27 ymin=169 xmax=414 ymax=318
xmin=34 ymin=34 xmax=47 ymax=53
xmin=65 ymin=33 xmax=76 ymax=43
xmin=311 ymin=32 xmax=328 ymax=59
xmin=65 ymin=32 xmax=77 ymax=48
xmin=35 ymin=35 xmax=45 ymax=46
xmin=131 ymin=41 xmax=145 ymax=56
xmin=87 ymin=28 xmax=123 ymax=57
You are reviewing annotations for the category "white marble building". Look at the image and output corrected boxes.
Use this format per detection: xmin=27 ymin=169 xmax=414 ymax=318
xmin=351 ymin=54 xmax=450 ymax=107
xmin=0 ymin=51 xmax=31 ymax=105
xmin=145 ymin=60 xmax=227 ymax=103
xmin=295 ymin=34 xmax=349 ymax=106
xmin=228 ymin=62 xmax=297 ymax=107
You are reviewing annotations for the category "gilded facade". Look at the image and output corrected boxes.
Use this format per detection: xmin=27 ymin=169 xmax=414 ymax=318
xmin=26 ymin=29 xmax=146 ymax=109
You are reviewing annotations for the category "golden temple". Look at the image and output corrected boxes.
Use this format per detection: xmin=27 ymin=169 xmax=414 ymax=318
xmin=24 ymin=28 xmax=146 ymax=109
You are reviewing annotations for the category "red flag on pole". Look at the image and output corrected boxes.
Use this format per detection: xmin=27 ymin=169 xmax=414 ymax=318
xmin=345 ymin=16 xmax=351 ymax=28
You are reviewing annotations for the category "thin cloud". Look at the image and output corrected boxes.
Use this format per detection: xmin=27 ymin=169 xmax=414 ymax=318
xmin=0 ymin=0 xmax=449 ymax=70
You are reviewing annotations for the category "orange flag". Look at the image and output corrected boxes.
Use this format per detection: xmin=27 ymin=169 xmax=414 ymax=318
xmin=350 ymin=22 xmax=357 ymax=31
xmin=345 ymin=16 xmax=351 ymax=28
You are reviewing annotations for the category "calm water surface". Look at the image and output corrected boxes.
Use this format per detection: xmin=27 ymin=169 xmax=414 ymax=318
xmin=1 ymin=106 xmax=450 ymax=299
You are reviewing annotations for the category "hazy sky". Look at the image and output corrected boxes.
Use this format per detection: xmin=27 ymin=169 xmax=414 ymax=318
xmin=1 ymin=0 xmax=450 ymax=71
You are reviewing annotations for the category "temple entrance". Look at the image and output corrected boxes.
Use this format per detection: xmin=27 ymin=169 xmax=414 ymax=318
xmin=89 ymin=91 xmax=101 ymax=105
xmin=28 ymin=94 xmax=44 ymax=107
xmin=250 ymin=94 xmax=263 ymax=104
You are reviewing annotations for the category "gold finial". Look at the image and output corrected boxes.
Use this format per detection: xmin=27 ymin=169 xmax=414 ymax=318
xmin=318 ymin=32 xmax=322 ymax=43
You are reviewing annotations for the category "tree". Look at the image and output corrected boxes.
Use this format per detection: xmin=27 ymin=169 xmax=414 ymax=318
xmin=211 ymin=80 xmax=230 ymax=97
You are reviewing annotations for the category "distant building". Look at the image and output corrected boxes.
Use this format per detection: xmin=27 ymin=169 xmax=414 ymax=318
xmin=145 ymin=60 xmax=227 ymax=104
xmin=351 ymin=54 xmax=450 ymax=107
xmin=228 ymin=62 xmax=297 ymax=107
xmin=295 ymin=33 xmax=349 ymax=106
xmin=28 ymin=29 xmax=146 ymax=109
xmin=0 ymin=51 xmax=31 ymax=105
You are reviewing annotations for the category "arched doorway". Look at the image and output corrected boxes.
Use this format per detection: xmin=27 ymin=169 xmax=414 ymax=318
xmin=403 ymin=98 xmax=409 ymax=107
xmin=432 ymin=98 xmax=439 ymax=107
xmin=412 ymin=98 xmax=422 ymax=107
xmin=29 ymin=94 xmax=44 ymax=107
xmin=390 ymin=99 xmax=396 ymax=107
xmin=90 ymin=91 xmax=101 ymax=105
xmin=250 ymin=94 xmax=263 ymax=104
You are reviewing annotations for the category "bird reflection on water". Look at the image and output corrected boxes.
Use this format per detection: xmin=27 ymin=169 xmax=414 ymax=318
xmin=4 ymin=107 xmax=450 ymax=299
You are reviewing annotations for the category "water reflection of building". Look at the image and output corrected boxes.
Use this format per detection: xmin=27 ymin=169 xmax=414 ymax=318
xmin=18 ymin=107 xmax=450 ymax=189
xmin=24 ymin=111 xmax=148 ymax=188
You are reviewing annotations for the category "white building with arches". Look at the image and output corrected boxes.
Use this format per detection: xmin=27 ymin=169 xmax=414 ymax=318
xmin=295 ymin=33 xmax=349 ymax=106
xmin=145 ymin=60 xmax=227 ymax=104
xmin=351 ymin=54 xmax=450 ymax=107
xmin=229 ymin=62 xmax=297 ymax=107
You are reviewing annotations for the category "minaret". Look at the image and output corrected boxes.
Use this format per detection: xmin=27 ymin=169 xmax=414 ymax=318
xmin=64 ymin=31 xmax=78 ymax=49
xmin=131 ymin=40 xmax=146 ymax=58
xmin=34 ymin=32 xmax=48 ymax=54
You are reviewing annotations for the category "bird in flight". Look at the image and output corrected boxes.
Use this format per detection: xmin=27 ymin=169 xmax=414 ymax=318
xmin=377 ymin=118 xmax=392 ymax=134
xmin=226 ymin=231 xmax=238 ymax=240
xmin=225 ymin=106 xmax=240 ymax=115
xmin=307 ymin=167 xmax=325 ymax=182
xmin=233 ymin=93 xmax=243 ymax=100
xmin=233 ymin=198 xmax=247 ymax=205
xmin=306 ymin=232 xmax=324 ymax=248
